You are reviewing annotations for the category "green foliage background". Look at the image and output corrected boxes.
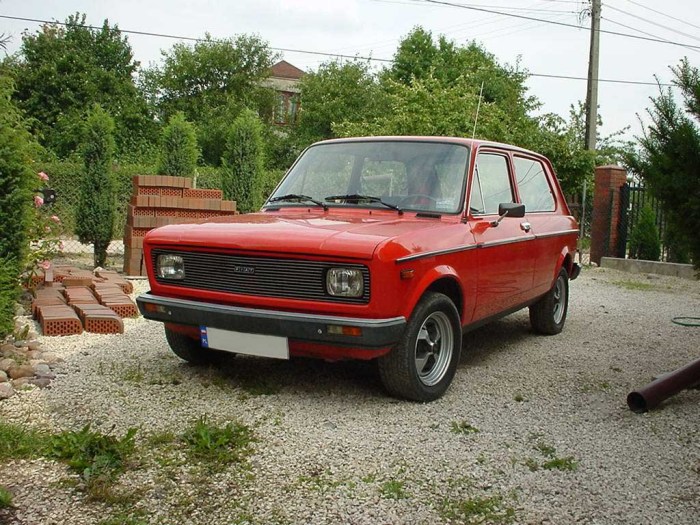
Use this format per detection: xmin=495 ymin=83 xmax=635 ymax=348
xmin=75 ymin=105 xmax=116 ymax=267
xmin=629 ymin=204 xmax=661 ymax=262
xmin=157 ymin=112 xmax=200 ymax=178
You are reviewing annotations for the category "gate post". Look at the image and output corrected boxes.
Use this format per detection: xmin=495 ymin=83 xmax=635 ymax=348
xmin=590 ymin=165 xmax=628 ymax=266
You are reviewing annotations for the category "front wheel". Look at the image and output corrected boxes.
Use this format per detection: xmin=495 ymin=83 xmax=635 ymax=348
xmin=378 ymin=292 xmax=462 ymax=402
xmin=529 ymin=268 xmax=569 ymax=335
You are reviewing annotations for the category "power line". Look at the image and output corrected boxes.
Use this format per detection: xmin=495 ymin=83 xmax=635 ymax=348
xmin=406 ymin=0 xmax=700 ymax=50
xmin=602 ymin=16 xmax=700 ymax=54
xmin=625 ymin=0 xmax=700 ymax=32
xmin=604 ymin=3 xmax=700 ymax=44
xmin=0 ymin=13 xmax=674 ymax=87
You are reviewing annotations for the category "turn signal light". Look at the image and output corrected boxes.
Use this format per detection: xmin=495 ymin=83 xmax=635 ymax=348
xmin=327 ymin=325 xmax=362 ymax=337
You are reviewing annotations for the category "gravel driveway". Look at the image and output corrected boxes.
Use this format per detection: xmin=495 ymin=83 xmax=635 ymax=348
xmin=1 ymin=267 xmax=698 ymax=525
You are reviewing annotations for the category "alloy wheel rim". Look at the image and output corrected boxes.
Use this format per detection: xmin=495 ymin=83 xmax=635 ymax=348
xmin=552 ymin=276 xmax=566 ymax=324
xmin=414 ymin=311 xmax=453 ymax=386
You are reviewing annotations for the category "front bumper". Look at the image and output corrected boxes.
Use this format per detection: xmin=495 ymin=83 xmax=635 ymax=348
xmin=136 ymin=292 xmax=406 ymax=349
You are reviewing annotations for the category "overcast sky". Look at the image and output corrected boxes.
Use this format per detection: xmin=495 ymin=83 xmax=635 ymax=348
xmin=1 ymin=0 xmax=698 ymax=141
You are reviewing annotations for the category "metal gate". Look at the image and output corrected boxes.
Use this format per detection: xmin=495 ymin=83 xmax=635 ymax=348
xmin=617 ymin=181 xmax=668 ymax=260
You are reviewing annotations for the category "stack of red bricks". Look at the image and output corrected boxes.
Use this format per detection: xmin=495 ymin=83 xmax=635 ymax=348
xmin=124 ymin=175 xmax=237 ymax=276
xmin=31 ymin=267 xmax=138 ymax=336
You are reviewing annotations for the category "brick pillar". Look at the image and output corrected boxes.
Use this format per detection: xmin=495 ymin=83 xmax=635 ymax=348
xmin=590 ymin=165 xmax=628 ymax=265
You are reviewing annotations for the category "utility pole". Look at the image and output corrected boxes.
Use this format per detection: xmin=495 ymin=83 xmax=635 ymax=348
xmin=580 ymin=0 xmax=601 ymax=263
xmin=585 ymin=0 xmax=601 ymax=150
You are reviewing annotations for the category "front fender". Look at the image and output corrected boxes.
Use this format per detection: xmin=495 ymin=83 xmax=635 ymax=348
xmin=400 ymin=264 xmax=463 ymax=320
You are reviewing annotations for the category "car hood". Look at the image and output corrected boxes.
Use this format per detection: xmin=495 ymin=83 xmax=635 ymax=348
xmin=144 ymin=211 xmax=452 ymax=260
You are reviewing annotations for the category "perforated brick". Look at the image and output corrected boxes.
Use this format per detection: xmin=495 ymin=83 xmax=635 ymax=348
xmin=135 ymin=186 xmax=159 ymax=196
xmin=104 ymin=303 xmax=138 ymax=318
xmin=41 ymin=317 xmax=83 ymax=336
xmin=183 ymin=188 xmax=223 ymax=200
xmin=84 ymin=314 xmax=124 ymax=334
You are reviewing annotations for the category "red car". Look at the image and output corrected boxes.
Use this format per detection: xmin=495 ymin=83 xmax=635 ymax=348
xmin=137 ymin=137 xmax=580 ymax=401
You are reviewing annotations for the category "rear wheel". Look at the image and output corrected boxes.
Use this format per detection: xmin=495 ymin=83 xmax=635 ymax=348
xmin=378 ymin=292 xmax=461 ymax=402
xmin=164 ymin=326 xmax=229 ymax=365
xmin=529 ymin=268 xmax=569 ymax=335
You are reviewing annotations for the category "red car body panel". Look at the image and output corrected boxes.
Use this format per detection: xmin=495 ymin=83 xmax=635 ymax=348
xmin=139 ymin=137 xmax=579 ymax=362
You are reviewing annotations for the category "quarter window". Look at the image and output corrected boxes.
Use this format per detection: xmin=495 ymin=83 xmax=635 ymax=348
xmin=513 ymin=157 xmax=555 ymax=212
xmin=471 ymin=153 xmax=513 ymax=215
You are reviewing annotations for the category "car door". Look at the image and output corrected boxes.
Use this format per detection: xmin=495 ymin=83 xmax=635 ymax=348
xmin=469 ymin=150 xmax=537 ymax=321
xmin=512 ymin=154 xmax=574 ymax=293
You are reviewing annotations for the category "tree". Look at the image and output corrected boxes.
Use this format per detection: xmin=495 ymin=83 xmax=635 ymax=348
xmin=8 ymin=13 xmax=155 ymax=158
xmin=76 ymin=105 xmax=116 ymax=268
xmin=142 ymin=34 xmax=277 ymax=164
xmin=0 ymin=75 xmax=36 ymax=335
xmin=294 ymin=59 xmax=383 ymax=146
xmin=634 ymin=59 xmax=700 ymax=269
xmin=629 ymin=204 xmax=661 ymax=261
xmin=157 ymin=112 xmax=200 ymax=177
xmin=221 ymin=110 xmax=265 ymax=213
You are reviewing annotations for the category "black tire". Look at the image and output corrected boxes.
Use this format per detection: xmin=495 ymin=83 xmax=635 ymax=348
xmin=529 ymin=268 xmax=569 ymax=335
xmin=164 ymin=326 xmax=229 ymax=365
xmin=378 ymin=292 xmax=462 ymax=402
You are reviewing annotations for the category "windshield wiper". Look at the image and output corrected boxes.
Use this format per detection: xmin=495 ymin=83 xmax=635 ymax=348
xmin=267 ymin=194 xmax=328 ymax=211
xmin=325 ymin=194 xmax=403 ymax=214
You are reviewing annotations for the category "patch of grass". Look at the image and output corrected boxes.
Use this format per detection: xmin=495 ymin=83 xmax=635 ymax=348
xmin=361 ymin=473 xmax=377 ymax=483
xmin=146 ymin=431 xmax=177 ymax=446
xmin=97 ymin=512 xmax=148 ymax=525
xmin=440 ymin=494 xmax=516 ymax=524
xmin=513 ymin=393 xmax=525 ymax=402
xmin=0 ymin=485 xmax=12 ymax=509
xmin=120 ymin=364 xmax=145 ymax=383
xmin=534 ymin=442 xmax=557 ymax=458
xmin=451 ymin=420 xmax=480 ymax=435
xmin=542 ymin=457 xmax=578 ymax=471
xmin=380 ymin=479 xmax=407 ymax=500
xmin=239 ymin=376 xmax=281 ymax=396
xmin=181 ymin=416 xmax=254 ymax=467
xmin=523 ymin=458 xmax=540 ymax=472
xmin=613 ymin=280 xmax=656 ymax=291
xmin=0 ymin=421 xmax=47 ymax=460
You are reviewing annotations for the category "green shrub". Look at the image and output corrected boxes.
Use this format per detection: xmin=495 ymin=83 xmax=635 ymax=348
xmin=629 ymin=204 xmax=661 ymax=261
xmin=221 ymin=109 xmax=265 ymax=213
xmin=0 ymin=76 xmax=37 ymax=337
xmin=157 ymin=112 xmax=199 ymax=178
xmin=75 ymin=105 xmax=116 ymax=267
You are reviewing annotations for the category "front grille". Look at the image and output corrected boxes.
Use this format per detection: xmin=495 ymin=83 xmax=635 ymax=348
xmin=151 ymin=249 xmax=370 ymax=304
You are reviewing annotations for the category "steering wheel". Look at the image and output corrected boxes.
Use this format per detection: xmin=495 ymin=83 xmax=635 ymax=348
xmin=398 ymin=194 xmax=439 ymax=208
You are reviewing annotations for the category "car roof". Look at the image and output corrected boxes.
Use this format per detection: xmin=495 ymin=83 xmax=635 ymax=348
xmin=314 ymin=136 xmax=545 ymax=159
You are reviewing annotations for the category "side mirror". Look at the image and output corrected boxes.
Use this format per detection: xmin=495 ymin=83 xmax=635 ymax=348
xmin=498 ymin=202 xmax=525 ymax=218
xmin=491 ymin=202 xmax=525 ymax=227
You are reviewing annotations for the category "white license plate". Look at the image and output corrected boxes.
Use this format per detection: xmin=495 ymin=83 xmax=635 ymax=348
xmin=200 ymin=326 xmax=289 ymax=360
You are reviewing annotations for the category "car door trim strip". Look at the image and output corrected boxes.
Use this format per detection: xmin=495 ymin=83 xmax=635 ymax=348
xmin=396 ymin=245 xmax=478 ymax=263
xmin=533 ymin=229 xmax=580 ymax=240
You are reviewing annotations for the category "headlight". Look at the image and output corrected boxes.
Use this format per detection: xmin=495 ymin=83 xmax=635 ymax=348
xmin=326 ymin=268 xmax=364 ymax=297
xmin=157 ymin=254 xmax=185 ymax=280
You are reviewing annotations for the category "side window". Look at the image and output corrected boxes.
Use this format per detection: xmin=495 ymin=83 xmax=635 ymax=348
xmin=471 ymin=153 xmax=513 ymax=215
xmin=513 ymin=157 xmax=555 ymax=212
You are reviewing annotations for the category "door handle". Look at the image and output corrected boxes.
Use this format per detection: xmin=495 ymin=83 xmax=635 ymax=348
xmin=520 ymin=222 xmax=531 ymax=232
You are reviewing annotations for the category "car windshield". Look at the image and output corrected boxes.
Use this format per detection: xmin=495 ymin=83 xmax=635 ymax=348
xmin=266 ymin=141 xmax=470 ymax=214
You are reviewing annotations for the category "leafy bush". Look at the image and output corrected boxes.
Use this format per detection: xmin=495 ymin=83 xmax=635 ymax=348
xmin=629 ymin=204 xmax=661 ymax=261
xmin=0 ymin=76 xmax=37 ymax=337
xmin=221 ymin=109 xmax=265 ymax=213
xmin=157 ymin=112 xmax=199 ymax=177
xmin=75 ymin=105 xmax=116 ymax=267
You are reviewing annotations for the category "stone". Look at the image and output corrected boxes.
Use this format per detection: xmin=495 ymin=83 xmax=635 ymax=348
xmin=27 ymin=341 xmax=42 ymax=351
xmin=41 ymin=353 xmax=63 ymax=364
xmin=0 ymin=383 xmax=14 ymax=399
xmin=0 ymin=358 xmax=17 ymax=372
xmin=27 ymin=350 xmax=43 ymax=360
xmin=8 ymin=364 xmax=34 ymax=380
xmin=13 ymin=340 xmax=28 ymax=349
xmin=0 ymin=370 xmax=7 ymax=382
xmin=33 ymin=364 xmax=55 ymax=379
xmin=1 ymin=344 xmax=18 ymax=358
xmin=12 ymin=377 xmax=33 ymax=390
xmin=29 ymin=377 xmax=51 ymax=389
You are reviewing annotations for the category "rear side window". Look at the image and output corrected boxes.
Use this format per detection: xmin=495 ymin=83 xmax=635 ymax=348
xmin=471 ymin=153 xmax=513 ymax=215
xmin=513 ymin=156 xmax=555 ymax=212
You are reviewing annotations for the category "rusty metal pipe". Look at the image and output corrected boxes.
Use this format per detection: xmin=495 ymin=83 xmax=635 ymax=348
xmin=627 ymin=357 xmax=700 ymax=413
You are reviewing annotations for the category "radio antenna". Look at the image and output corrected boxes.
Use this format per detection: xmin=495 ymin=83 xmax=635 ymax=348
xmin=472 ymin=81 xmax=484 ymax=139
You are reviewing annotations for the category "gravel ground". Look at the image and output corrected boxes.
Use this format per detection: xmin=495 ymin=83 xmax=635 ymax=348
xmin=1 ymin=267 xmax=698 ymax=525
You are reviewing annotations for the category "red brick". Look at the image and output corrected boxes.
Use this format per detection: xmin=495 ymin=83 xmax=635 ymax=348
xmin=84 ymin=314 xmax=124 ymax=334
xmin=101 ymin=300 xmax=138 ymax=318
xmin=62 ymin=276 xmax=95 ymax=288
xmin=183 ymin=188 xmax=223 ymax=200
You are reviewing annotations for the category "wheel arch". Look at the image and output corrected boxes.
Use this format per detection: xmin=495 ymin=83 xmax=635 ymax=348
xmin=403 ymin=265 xmax=465 ymax=323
